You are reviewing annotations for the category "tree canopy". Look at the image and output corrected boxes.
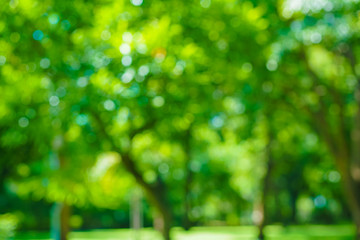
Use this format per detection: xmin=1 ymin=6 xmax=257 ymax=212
xmin=1 ymin=0 xmax=360 ymax=239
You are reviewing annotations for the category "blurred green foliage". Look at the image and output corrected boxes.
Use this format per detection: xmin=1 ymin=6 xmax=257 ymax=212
xmin=0 ymin=213 xmax=18 ymax=239
xmin=1 ymin=0 xmax=360 ymax=239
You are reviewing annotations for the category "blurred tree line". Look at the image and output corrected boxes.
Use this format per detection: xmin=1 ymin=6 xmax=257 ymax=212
xmin=1 ymin=0 xmax=360 ymax=239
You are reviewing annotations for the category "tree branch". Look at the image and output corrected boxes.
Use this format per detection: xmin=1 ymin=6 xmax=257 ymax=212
xmin=129 ymin=119 xmax=156 ymax=139
xmin=300 ymin=47 xmax=350 ymax=164
xmin=89 ymin=110 xmax=172 ymax=214
xmin=344 ymin=44 xmax=360 ymax=176
xmin=344 ymin=44 xmax=360 ymax=87
xmin=89 ymin=110 xmax=152 ymax=189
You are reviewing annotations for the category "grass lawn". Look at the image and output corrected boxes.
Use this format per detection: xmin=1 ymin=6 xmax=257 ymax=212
xmin=13 ymin=225 xmax=356 ymax=240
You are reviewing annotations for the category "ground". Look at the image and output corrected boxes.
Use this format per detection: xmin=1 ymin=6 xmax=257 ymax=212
xmin=14 ymin=225 xmax=355 ymax=240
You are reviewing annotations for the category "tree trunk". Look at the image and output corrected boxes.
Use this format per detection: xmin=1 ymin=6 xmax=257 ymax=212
xmin=130 ymin=189 xmax=143 ymax=240
xmin=113 ymin=151 xmax=173 ymax=239
xmin=135 ymin=185 xmax=172 ymax=240
xmin=153 ymin=182 xmax=172 ymax=240
xmin=160 ymin=210 xmax=172 ymax=240
xmin=300 ymin=46 xmax=360 ymax=239
xmin=257 ymin=166 xmax=272 ymax=240
xmin=51 ymin=137 xmax=70 ymax=240
xmin=183 ymin=191 xmax=192 ymax=231
xmin=256 ymin=203 xmax=265 ymax=240
xmin=90 ymin=114 xmax=173 ymax=239
xmin=257 ymin=132 xmax=274 ymax=240
xmin=60 ymin=204 xmax=70 ymax=240
xmin=288 ymin=189 xmax=298 ymax=224
xmin=151 ymin=195 xmax=172 ymax=240
xmin=351 ymin=87 xmax=360 ymax=239
xmin=183 ymin=128 xmax=193 ymax=231
xmin=115 ymin=153 xmax=173 ymax=240
xmin=51 ymin=203 xmax=70 ymax=240
xmin=339 ymin=168 xmax=360 ymax=239
xmin=342 ymin=87 xmax=360 ymax=239
xmin=342 ymin=47 xmax=360 ymax=239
